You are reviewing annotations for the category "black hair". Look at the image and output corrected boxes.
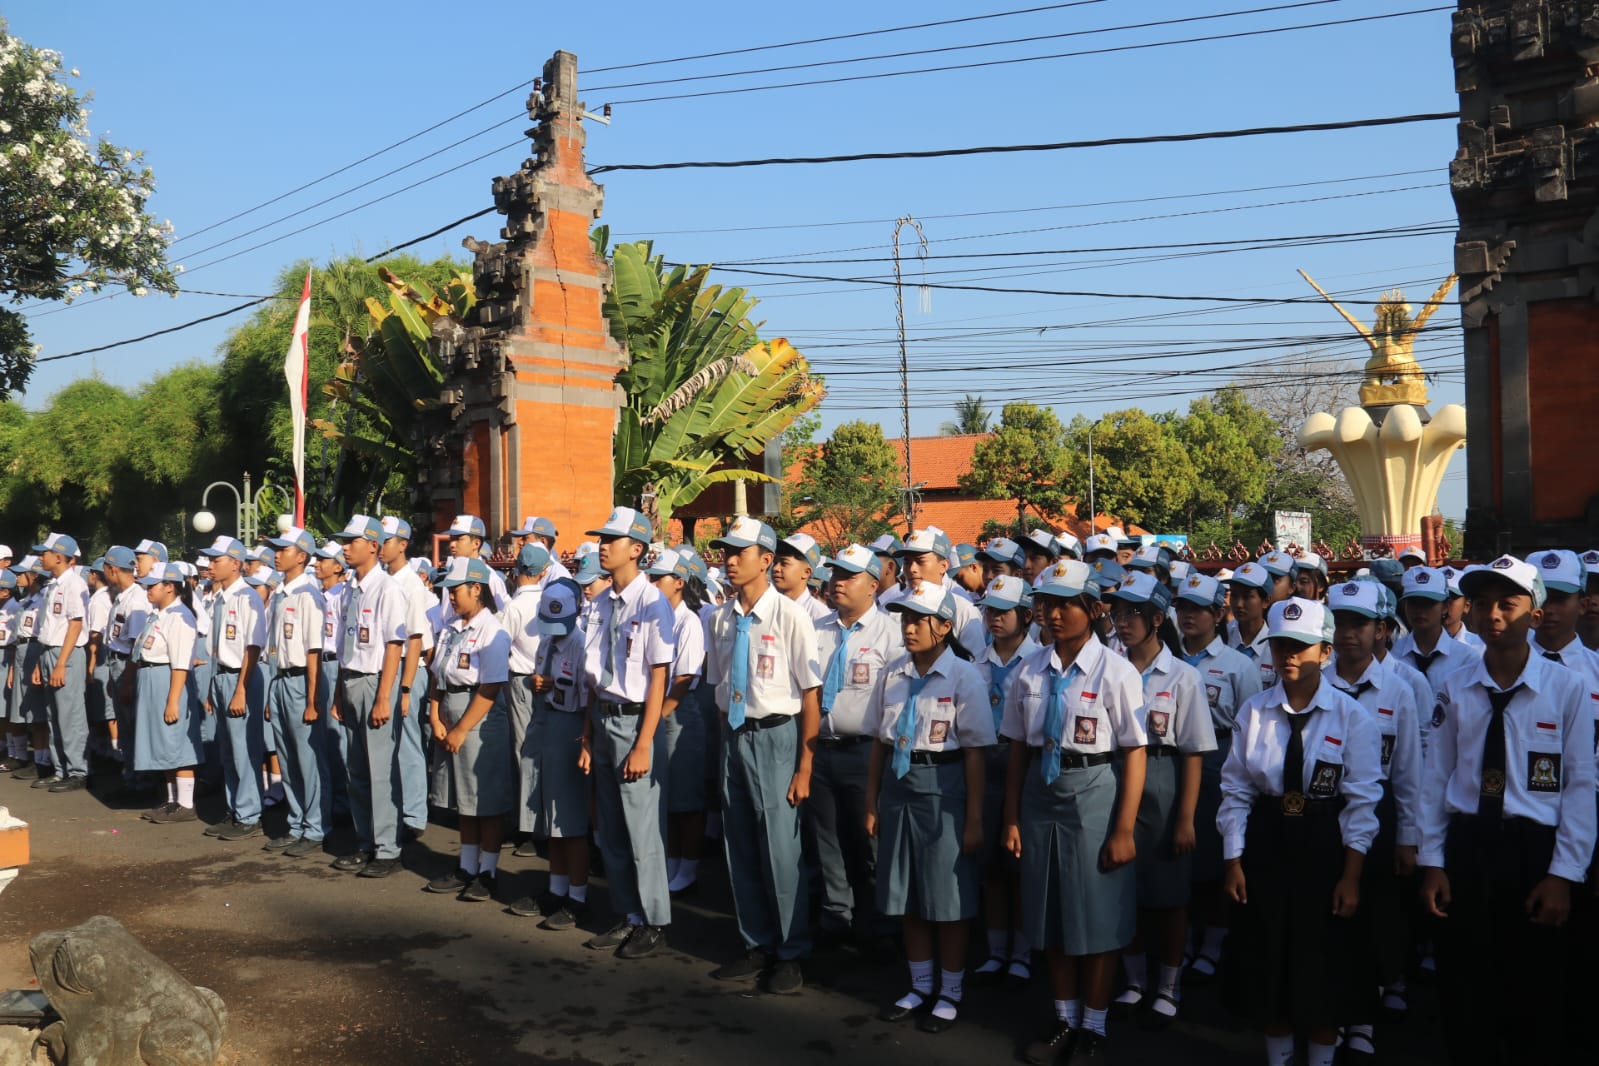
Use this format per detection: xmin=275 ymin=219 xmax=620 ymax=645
xmin=1119 ymin=600 xmax=1183 ymax=656
xmin=681 ymin=575 xmax=707 ymax=614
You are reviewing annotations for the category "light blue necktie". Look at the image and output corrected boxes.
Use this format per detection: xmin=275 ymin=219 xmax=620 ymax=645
xmin=1182 ymin=649 xmax=1207 ymax=668
xmin=599 ymin=596 xmax=619 ymax=689
xmin=891 ymin=672 xmax=931 ymax=779
xmin=727 ymin=613 xmax=754 ymax=728
xmin=987 ymin=656 xmax=1020 ymax=734
xmin=1041 ymin=666 xmax=1070 ymax=785
xmin=820 ymin=621 xmax=862 ymax=715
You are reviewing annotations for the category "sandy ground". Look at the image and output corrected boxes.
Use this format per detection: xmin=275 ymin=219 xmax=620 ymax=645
xmin=0 ymin=777 xmax=1448 ymax=1065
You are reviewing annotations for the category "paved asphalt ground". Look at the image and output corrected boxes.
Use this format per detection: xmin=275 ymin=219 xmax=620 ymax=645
xmin=0 ymin=776 xmax=1449 ymax=1065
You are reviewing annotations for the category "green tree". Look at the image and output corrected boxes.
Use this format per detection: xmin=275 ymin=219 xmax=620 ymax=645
xmin=1062 ymin=409 xmax=1196 ymax=533
xmin=940 ymin=394 xmax=992 ymax=436
xmin=216 ymin=254 xmax=467 ymax=533
xmin=600 ymin=237 xmax=825 ymax=528
xmin=1172 ymin=386 xmax=1280 ymax=543
xmin=0 ymin=21 xmax=177 ymax=395
xmin=773 ymin=410 xmax=822 ymax=536
xmin=959 ymin=402 xmax=1071 ymax=529
xmin=788 ymin=421 xmax=901 ymax=551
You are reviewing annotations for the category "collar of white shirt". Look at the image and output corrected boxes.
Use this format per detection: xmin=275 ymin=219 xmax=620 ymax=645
xmin=1049 ymin=634 xmax=1106 ymax=677
xmin=893 ymin=645 xmax=955 ymax=682
xmin=1463 ymin=646 xmax=1554 ymax=695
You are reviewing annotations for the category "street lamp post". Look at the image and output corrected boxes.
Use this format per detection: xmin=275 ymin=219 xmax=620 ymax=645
xmin=192 ymin=473 xmax=292 ymax=546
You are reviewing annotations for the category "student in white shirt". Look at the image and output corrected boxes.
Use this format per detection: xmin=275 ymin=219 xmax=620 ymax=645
xmin=810 ymin=544 xmax=905 ymax=947
xmin=1220 ymin=598 xmax=1382 ymax=1066
xmin=33 ymin=533 xmax=91 ymax=790
xmin=378 ymin=516 xmax=436 ymax=841
xmin=772 ymin=534 xmax=831 ymax=623
xmin=1393 ymin=566 xmax=1482 ymax=697
xmin=1420 ymin=556 xmax=1596 ymax=1065
xmin=501 ymin=543 xmax=550 ymax=860
xmin=86 ymin=561 xmax=114 ymax=759
xmin=197 ymin=535 xmax=269 ymax=838
xmin=1226 ymin=563 xmax=1277 ymax=691
xmin=894 ymin=528 xmax=985 ymax=656
xmin=132 ymin=564 xmax=202 ymax=824
xmin=0 ymin=571 xmax=22 ymax=773
xmin=706 ymin=516 xmax=821 ymax=995
xmin=262 ymin=528 xmax=328 ymax=857
xmin=100 ymin=546 xmax=151 ymax=794
xmin=645 ymin=549 xmax=708 ymax=895
xmin=865 ymin=581 xmax=994 ymax=1034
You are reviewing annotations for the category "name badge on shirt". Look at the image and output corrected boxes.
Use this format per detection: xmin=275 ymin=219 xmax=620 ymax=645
xmin=51 ymin=602 xmax=61 ymax=615
xmin=325 ymin=620 xmax=334 ymax=638
xmin=928 ymin=719 xmax=951 ymax=744
xmin=359 ymin=626 xmax=371 ymax=644
xmin=111 ymin=622 xmax=122 ymax=640
xmin=1528 ymin=751 xmax=1561 ymax=792
xmin=851 ymin=661 xmax=870 ymax=686
xmin=1204 ymin=683 xmax=1220 ymax=709
xmin=756 ymin=654 xmax=775 ymax=680
xmin=282 ymin=623 xmax=294 ymax=641
xmin=1148 ymin=709 xmax=1170 ymax=737
xmin=142 ymin=635 xmax=155 ymax=650
xmin=458 ymin=652 xmax=471 ymax=671
xmin=1073 ymin=716 xmax=1098 ymax=745
xmin=1380 ymin=734 xmax=1395 ymax=767
xmin=225 ymin=624 xmax=237 ymax=642
xmin=1308 ymin=760 xmax=1342 ymax=798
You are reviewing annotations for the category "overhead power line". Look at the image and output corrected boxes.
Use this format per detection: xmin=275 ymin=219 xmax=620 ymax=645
xmin=588 ymin=112 xmax=1456 ymax=174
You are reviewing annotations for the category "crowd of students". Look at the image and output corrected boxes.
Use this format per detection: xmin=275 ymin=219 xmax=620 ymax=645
xmin=3 ymin=513 xmax=1595 ymax=1064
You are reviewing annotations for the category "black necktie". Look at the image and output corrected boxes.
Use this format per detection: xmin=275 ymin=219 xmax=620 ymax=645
xmin=1338 ymin=679 xmax=1373 ymax=700
xmin=1414 ymin=651 xmax=1442 ymax=677
xmin=1283 ymin=712 xmax=1309 ymax=805
xmin=1478 ymin=684 xmax=1523 ymax=821
xmin=1542 ymin=651 xmax=1561 ymax=663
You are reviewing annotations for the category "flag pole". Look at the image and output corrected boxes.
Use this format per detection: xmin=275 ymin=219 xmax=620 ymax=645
xmin=284 ymin=269 xmax=312 ymax=526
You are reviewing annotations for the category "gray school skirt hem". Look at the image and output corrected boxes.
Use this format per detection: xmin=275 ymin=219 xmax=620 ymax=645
xmin=1133 ymin=749 xmax=1193 ymax=910
xmin=1020 ymin=758 xmax=1136 ymax=956
xmin=875 ymin=759 xmax=979 ymax=923
xmin=133 ymin=663 xmax=203 ymax=771
xmin=522 ymin=704 xmax=589 ymax=837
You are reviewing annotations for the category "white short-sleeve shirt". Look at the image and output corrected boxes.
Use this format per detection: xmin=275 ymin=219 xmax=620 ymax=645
xmin=868 ymin=647 xmax=996 ymax=752
xmin=705 ymin=585 xmax=822 ymax=719
xmin=438 ymin=609 xmax=511 ymax=689
xmin=999 ymin=636 xmax=1147 ymax=753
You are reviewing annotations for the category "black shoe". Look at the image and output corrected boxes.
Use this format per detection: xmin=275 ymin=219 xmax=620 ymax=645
xmin=357 ymin=857 xmax=402 ymax=878
xmin=9 ymin=762 xmax=39 ymax=781
xmin=712 ymin=948 xmax=769 ymax=982
xmin=917 ymin=998 xmax=960 ymax=1034
xmin=508 ymin=890 xmax=564 ymax=918
xmin=539 ymin=899 xmax=587 ymax=932
xmin=142 ymin=802 xmax=177 ymax=822
xmin=283 ymin=837 xmax=322 ymax=858
xmin=148 ymin=804 xmax=197 ymax=824
xmin=1024 ymin=1021 xmax=1076 ymax=1065
xmin=48 ymin=775 xmax=88 ymax=793
xmin=426 ymin=868 xmax=473 ymax=895
xmin=202 ymin=818 xmax=230 ymax=838
xmin=1073 ymin=1029 xmax=1105 ymax=1058
xmin=400 ymin=824 xmax=426 ymax=844
xmin=512 ymin=839 xmax=540 ymax=858
xmin=29 ymin=771 xmax=60 ymax=789
xmin=617 ymin=924 xmax=665 ymax=959
xmin=0 ymin=756 xmax=28 ymax=772
xmin=585 ymin=919 xmax=637 ymax=951
xmin=878 ymin=991 xmax=931 ymax=1023
xmin=766 ymin=959 xmax=803 ymax=995
xmin=217 ymin=819 xmax=262 ymax=841
xmin=460 ymin=871 xmax=496 ymax=902
xmin=332 ymin=851 xmax=373 ymax=872
xmin=264 ymin=835 xmax=297 ymax=851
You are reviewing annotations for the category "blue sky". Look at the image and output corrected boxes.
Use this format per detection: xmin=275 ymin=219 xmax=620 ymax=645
xmin=9 ymin=0 xmax=1468 ymax=522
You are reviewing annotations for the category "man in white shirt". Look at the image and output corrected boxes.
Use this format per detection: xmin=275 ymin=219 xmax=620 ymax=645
xmin=442 ymin=515 xmax=508 ymax=614
xmin=809 ymin=543 xmax=904 ymax=945
xmin=706 ymin=517 xmax=822 ymax=994
xmin=314 ymin=541 xmax=352 ymax=820
xmin=330 ymin=516 xmax=410 ymax=878
xmin=33 ymin=533 xmax=91 ymax=791
xmin=380 ymin=516 xmax=435 ymax=840
xmin=264 ymin=527 xmax=328 ymax=857
xmin=197 ymin=535 xmax=269 ymax=838
xmin=894 ymin=528 xmax=985 ymax=655
xmin=509 ymin=516 xmax=572 ymax=583
xmin=582 ymin=507 xmax=676 ymax=960
xmin=102 ymin=545 xmax=150 ymax=794
xmin=773 ymin=534 xmax=831 ymax=623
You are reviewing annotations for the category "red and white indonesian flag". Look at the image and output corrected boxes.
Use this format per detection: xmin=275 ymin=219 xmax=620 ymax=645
xmin=284 ymin=270 xmax=311 ymax=525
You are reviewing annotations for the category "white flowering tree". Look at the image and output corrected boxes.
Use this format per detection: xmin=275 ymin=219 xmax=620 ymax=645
xmin=0 ymin=19 xmax=177 ymax=395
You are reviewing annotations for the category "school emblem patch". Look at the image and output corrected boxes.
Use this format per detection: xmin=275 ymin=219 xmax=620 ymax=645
xmin=1283 ymin=603 xmax=1303 ymax=621
xmin=1491 ymin=557 xmax=1514 ymax=570
xmin=1528 ymin=751 xmax=1561 ymax=792
xmin=1053 ymin=563 xmax=1069 ymax=577
xmin=1308 ymin=760 xmax=1342 ymax=798
xmin=1342 ymin=583 xmax=1360 ymax=595
xmin=1415 ymin=571 xmax=1430 ymax=584
xmin=1073 ymin=716 xmax=1097 ymax=745
xmin=1542 ymin=554 xmax=1559 ymax=569
xmin=1481 ymin=768 xmax=1506 ymax=797
xmin=1148 ymin=709 xmax=1170 ymax=737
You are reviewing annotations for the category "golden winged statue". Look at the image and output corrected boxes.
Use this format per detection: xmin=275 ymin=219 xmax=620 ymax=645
xmin=1298 ymin=269 xmax=1458 ymax=407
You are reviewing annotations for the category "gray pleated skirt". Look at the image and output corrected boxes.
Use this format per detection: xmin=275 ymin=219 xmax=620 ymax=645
xmin=429 ymin=687 xmax=513 ymax=817
xmin=875 ymin=758 xmax=979 ymax=923
xmin=980 ymin=742 xmax=1018 ymax=871
xmin=522 ymin=701 xmax=589 ymax=837
xmin=1020 ymin=757 xmax=1136 ymax=955
xmin=664 ymin=685 xmax=707 ymax=814
xmin=1134 ymin=750 xmax=1193 ymax=909
xmin=10 ymin=642 xmax=45 ymax=725
xmin=192 ymin=659 xmax=217 ymax=745
xmin=133 ymin=664 xmax=203 ymax=771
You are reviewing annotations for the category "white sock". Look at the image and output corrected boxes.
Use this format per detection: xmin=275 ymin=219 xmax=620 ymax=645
xmin=1306 ymin=1041 xmax=1337 ymax=1066
xmin=1121 ymin=952 xmax=1147 ymax=993
xmin=167 ymin=779 xmax=178 ymax=803
xmin=1058 ymin=998 xmax=1081 ymax=1027
xmin=8 ymin=736 xmax=22 ymax=758
xmin=480 ymin=851 xmax=499 ymax=875
xmin=668 ymin=859 xmax=699 ymax=891
xmin=460 ymin=844 xmax=481 ymax=876
xmin=1081 ymin=1006 xmax=1107 ymax=1036
xmin=1265 ymin=1033 xmax=1295 ymax=1066
xmin=1152 ymin=964 xmax=1181 ymax=1017
xmin=896 ymin=959 xmax=935 ymax=1009
xmin=931 ymin=969 xmax=963 ymax=1020
xmin=176 ymin=777 xmax=195 ymax=809
xmin=549 ymin=873 xmax=571 ymax=897
xmin=569 ymin=882 xmax=588 ymax=903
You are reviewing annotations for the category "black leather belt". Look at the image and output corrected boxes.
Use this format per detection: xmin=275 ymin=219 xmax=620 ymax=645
xmin=279 ymin=666 xmax=307 ymax=677
xmin=342 ymin=669 xmax=376 ymax=679
xmin=732 ymin=713 xmax=794 ymax=733
xmin=909 ymin=749 xmax=963 ymax=765
xmin=1030 ymin=747 xmax=1113 ymax=769
xmin=445 ymin=684 xmax=473 ymax=695
xmin=1146 ymin=745 xmax=1178 ymax=758
xmin=600 ymin=700 xmax=644 ymax=717
xmin=818 ymin=734 xmax=872 ymax=748
xmin=109 ymin=651 xmax=131 ymax=661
